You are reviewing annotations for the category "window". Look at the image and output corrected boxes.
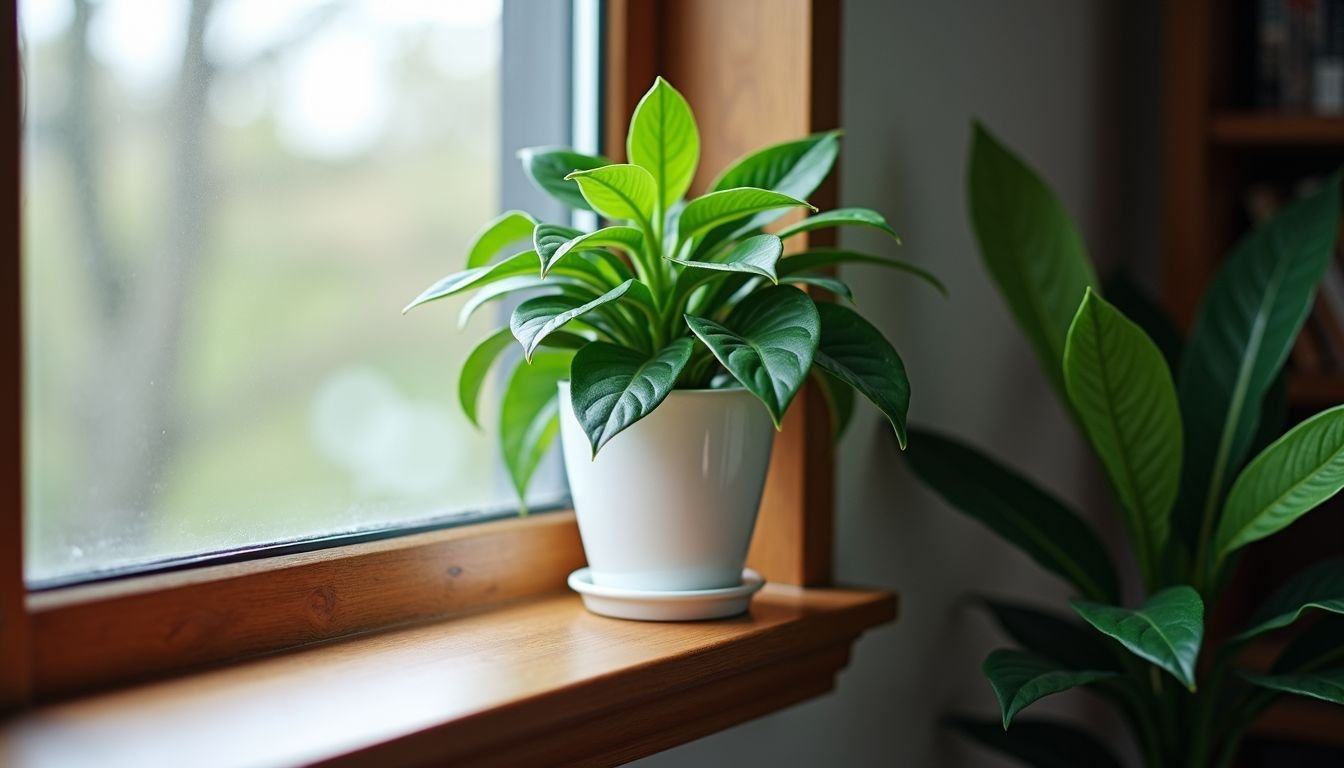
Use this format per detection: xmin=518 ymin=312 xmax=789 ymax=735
xmin=19 ymin=0 xmax=588 ymax=587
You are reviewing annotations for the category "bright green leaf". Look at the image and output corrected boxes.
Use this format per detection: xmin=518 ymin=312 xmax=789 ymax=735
xmin=967 ymin=122 xmax=1098 ymax=395
xmin=775 ymin=207 xmax=901 ymax=243
xmin=669 ymin=233 xmax=782 ymax=283
xmin=947 ymin=717 xmax=1123 ymax=768
xmin=1063 ymin=288 xmax=1179 ymax=583
xmin=458 ymin=277 xmax=592 ymax=329
xmin=458 ymin=328 xmax=515 ymax=428
xmin=1239 ymin=669 xmax=1344 ymax=706
xmin=679 ymin=188 xmax=814 ymax=242
xmin=684 ymin=285 xmax=819 ymax=426
xmin=1071 ymin=586 xmax=1204 ymax=691
xmin=466 ymin=210 xmax=537 ymax=268
xmin=711 ymin=131 xmax=840 ymax=197
xmin=499 ymin=351 xmax=571 ymax=502
xmin=565 ymin=164 xmax=656 ymax=226
xmin=1176 ymin=176 xmax=1340 ymax=544
xmin=778 ymin=249 xmax=946 ymax=296
xmin=533 ymin=223 xmax=582 ymax=274
xmin=517 ymin=146 xmax=608 ymax=212
xmin=1215 ymin=404 xmax=1344 ymax=560
xmin=627 ymin=76 xmax=699 ymax=211
xmin=511 ymin=280 xmax=634 ymax=360
xmin=404 ymin=250 xmax=538 ymax=313
xmin=983 ymin=649 xmax=1116 ymax=729
xmin=1235 ymin=557 xmax=1344 ymax=640
xmin=814 ymin=301 xmax=910 ymax=448
xmin=904 ymin=428 xmax=1121 ymax=603
xmin=569 ymin=338 xmax=695 ymax=454
xmin=544 ymin=226 xmax=644 ymax=275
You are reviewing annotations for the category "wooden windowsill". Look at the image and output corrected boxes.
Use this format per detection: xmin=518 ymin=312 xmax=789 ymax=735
xmin=1 ymin=585 xmax=896 ymax=767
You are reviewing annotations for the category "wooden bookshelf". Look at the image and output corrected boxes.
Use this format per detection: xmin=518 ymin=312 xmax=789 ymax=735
xmin=1210 ymin=113 xmax=1344 ymax=146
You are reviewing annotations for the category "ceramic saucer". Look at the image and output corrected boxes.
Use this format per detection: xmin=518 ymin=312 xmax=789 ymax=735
xmin=567 ymin=568 xmax=765 ymax=621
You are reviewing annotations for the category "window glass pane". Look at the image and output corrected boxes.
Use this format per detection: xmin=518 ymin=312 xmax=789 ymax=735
xmin=20 ymin=0 xmax=569 ymax=585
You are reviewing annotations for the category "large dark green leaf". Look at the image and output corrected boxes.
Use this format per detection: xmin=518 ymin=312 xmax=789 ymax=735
xmin=669 ymin=233 xmax=782 ymax=283
xmin=1176 ymin=176 xmax=1340 ymax=544
xmin=565 ymin=164 xmax=657 ymax=226
xmin=1274 ymin=614 xmax=1344 ymax=672
xmin=678 ymin=188 xmax=814 ymax=242
xmin=466 ymin=210 xmax=537 ymax=268
xmin=458 ymin=328 xmax=516 ymax=428
xmin=499 ymin=351 xmax=571 ymax=501
xmin=1071 ymin=586 xmax=1204 ymax=691
xmin=814 ymin=302 xmax=910 ymax=448
xmin=626 ymin=76 xmax=699 ymax=211
xmin=980 ymin=597 xmax=1119 ymax=671
xmin=983 ymin=649 xmax=1116 ymax=728
xmin=1062 ymin=288 xmax=1179 ymax=583
xmin=777 ymin=249 xmax=946 ymax=296
xmin=1235 ymin=557 xmax=1344 ymax=640
xmin=781 ymin=274 xmax=854 ymax=302
xmin=457 ymin=277 xmax=593 ymax=329
xmin=813 ymin=368 xmax=855 ymax=440
xmin=903 ymin=428 xmax=1120 ymax=602
xmin=684 ymin=285 xmax=819 ymax=426
xmin=947 ymin=717 xmax=1123 ymax=768
xmin=967 ymin=122 xmax=1098 ymax=395
xmin=404 ymin=250 xmax=538 ymax=313
xmin=711 ymin=130 xmax=840 ymax=198
xmin=775 ymin=207 xmax=901 ymax=243
xmin=517 ymin=146 xmax=608 ymax=212
xmin=533 ymin=223 xmax=583 ymax=274
xmin=511 ymin=280 xmax=634 ymax=360
xmin=544 ymin=226 xmax=644 ymax=275
xmin=569 ymin=338 xmax=695 ymax=454
xmin=1215 ymin=404 xmax=1344 ymax=560
xmin=1239 ymin=670 xmax=1344 ymax=705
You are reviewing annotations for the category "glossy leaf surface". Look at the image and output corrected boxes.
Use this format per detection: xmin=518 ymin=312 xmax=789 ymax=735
xmin=627 ymin=76 xmax=699 ymax=211
xmin=499 ymin=351 xmax=571 ymax=501
xmin=775 ymin=206 xmax=901 ymax=243
xmin=814 ymin=302 xmax=910 ymax=448
xmin=668 ymin=233 xmax=782 ymax=283
xmin=511 ymin=280 xmax=634 ymax=360
xmin=565 ymin=164 xmax=657 ymax=225
xmin=983 ymin=649 xmax=1116 ymax=728
xmin=678 ymin=188 xmax=813 ymax=241
xmin=1072 ymin=586 xmax=1204 ymax=690
xmin=517 ymin=146 xmax=607 ymax=212
xmin=1235 ymin=557 xmax=1344 ymax=640
xmin=466 ymin=210 xmax=537 ymax=268
xmin=569 ymin=338 xmax=695 ymax=454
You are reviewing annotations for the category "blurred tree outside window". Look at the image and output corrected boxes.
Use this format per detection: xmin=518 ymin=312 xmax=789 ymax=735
xmin=19 ymin=0 xmax=568 ymax=585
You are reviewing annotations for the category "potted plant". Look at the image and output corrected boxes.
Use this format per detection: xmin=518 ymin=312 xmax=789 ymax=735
xmin=905 ymin=124 xmax=1344 ymax=766
xmin=406 ymin=77 xmax=939 ymax=619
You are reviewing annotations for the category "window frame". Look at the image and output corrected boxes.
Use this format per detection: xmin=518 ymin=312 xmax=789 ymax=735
xmin=0 ymin=0 xmax=840 ymax=709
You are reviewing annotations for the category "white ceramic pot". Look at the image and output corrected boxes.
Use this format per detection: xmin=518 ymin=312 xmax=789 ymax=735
xmin=557 ymin=381 xmax=775 ymax=592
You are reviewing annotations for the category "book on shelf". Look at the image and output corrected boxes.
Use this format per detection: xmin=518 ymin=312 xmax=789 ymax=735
xmin=1257 ymin=0 xmax=1344 ymax=114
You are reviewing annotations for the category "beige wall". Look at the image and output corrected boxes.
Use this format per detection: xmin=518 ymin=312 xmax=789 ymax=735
xmin=636 ymin=0 xmax=1159 ymax=765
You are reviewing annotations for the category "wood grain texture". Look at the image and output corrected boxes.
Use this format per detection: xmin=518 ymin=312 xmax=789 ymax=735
xmin=1 ymin=586 xmax=897 ymax=768
xmin=0 ymin=0 xmax=31 ymax=713
xmin=656 ymin=0 xmax=842 ymax=586
xmin=30 ymin=513 xmax=585 ymax=699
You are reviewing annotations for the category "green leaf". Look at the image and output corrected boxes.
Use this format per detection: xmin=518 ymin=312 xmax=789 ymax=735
xmin=627 ymin=76 xmax=699 ymax=211
xmin=517 ymin=146 xmax=608 ymax=212
xmin=1062 ymin=288 xmax=1179 ymax=583
xmin=1215 ymin=404 xmax=1344 ymax=560
xmin=404 ymin=250 xmax=538 ymax=313
xmin=979 ymin=597 xmax=1120 ymax=671
xmin=1235 ymin=557 xmax=1344 ymax=640
xmin=711 ymin=130 xmax=840 ymax=200
xmin=947 ymin=717 xmax=1123 ymax=768
xmin=813 ymin=368 xmax=855 ymax=440
xmin=983 ymin=649 xmax=1116 ymax=729
xmin=781 ymin=274 xmax=854 ymax=302
xmin=903 ymin=428 xmax=1120 ymax=602
xmin=813 ymin=302 xmax=910 ymax=448
xmin=533 ymin=223 xmax=583 ymax=274
xmin=569 ymin=338 xmax=695 ymax=454
xmin=511 ymin=280 xmax=634 ymax=360
xmin=669 ymin=233 xmax=782 ymax=283
xmin=1239 ymin=669 xmax=1344 ymax=706
xmin=1071 ymin=586 xmax=1204 ymax=691
xmin=544 ymin=226 xmax=644 ymax=275
xmin=466 ymin=210 xmax=538 ymax=268
xmin=684 ymin=285 xmax=819 ymax=426
xmin=565 ymin=164 xmax=657 ymax=225
xmin=458 ymin=277 xmax=591 ymax=329
xmin=967 ymin=122 xmax=1098 ymax=395
xmin=775 ymin=207 xmax=901 ymax=243
xmin=499 ymin=351 xmax=571 ymax=501
xmin=778 ymin=249 xmax=946 ymax=296
xmin=458 ymin=328 xmax=516 ymax=428
xmin=679 ymin=188 xmax=814 ymax=242
xmin=1176 ymin=176 xmax=1340 ymax=544
xmin=1274 ymin=615 xmax=1344 ymax=672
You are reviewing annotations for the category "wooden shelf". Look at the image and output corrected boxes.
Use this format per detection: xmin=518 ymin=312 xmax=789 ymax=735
xmin=1251 ymin=698 xmax=1344 ymax=748
xmin=1210 ymin=113 xmax=1344 ymax=147
xmin=0 ymin=585 xmax=896 ymax=768
xmin=1289 ymin=372 xmax=1344 ymax=408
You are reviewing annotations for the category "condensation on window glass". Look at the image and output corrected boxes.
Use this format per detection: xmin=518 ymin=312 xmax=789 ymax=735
xmin=20 ymin=0 xmax=566 ymax=585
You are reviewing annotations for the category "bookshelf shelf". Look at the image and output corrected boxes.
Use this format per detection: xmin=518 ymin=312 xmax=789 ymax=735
xmin=1289 ymin=372 xmax=1344 ymax=407
xmin=1210 ymin=113 xmax=1344 ymax=147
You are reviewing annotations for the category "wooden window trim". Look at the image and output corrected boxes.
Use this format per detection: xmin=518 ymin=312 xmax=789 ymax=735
xmin=0 ymin=0 xmax=847 ymax=709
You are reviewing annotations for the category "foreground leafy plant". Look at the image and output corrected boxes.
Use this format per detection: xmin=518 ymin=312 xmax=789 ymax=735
xmin=408 ymin=77 xmax=938 ymax=498
xmin=906 ymin=123 xmax=1344 ymax=767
